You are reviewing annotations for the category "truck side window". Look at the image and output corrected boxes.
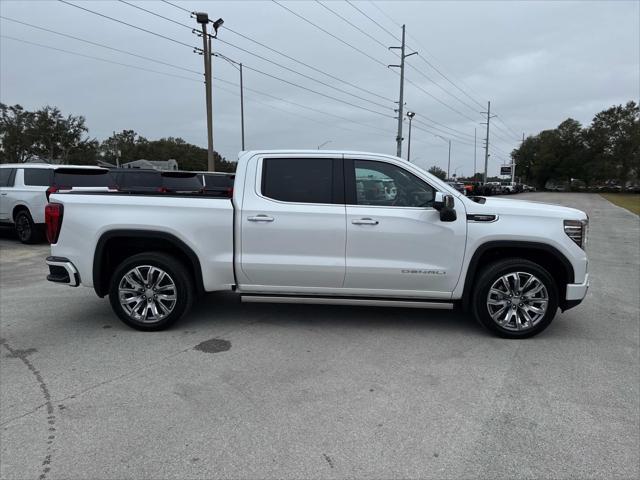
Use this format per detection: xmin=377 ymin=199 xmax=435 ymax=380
xmin=352 ymin=160 xmax=435 ymax=208
xmin=262 ymin=158 xmax=334 ymax=204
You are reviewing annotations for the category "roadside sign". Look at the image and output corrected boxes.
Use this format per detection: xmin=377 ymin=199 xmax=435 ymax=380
xmin=500 ymin=166 xmax=512 ymax=176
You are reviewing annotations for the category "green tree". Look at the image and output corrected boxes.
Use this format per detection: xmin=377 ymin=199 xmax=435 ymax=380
xmin=511 ymin=101 xmax=639 ymax=188
xmin=0 ymin=103 xmax=35 ymax=163
xmin=99 ymin=131 xmax=236 ymax=172
xmin=585 ymin=101 xmax=639 ymax=187
xmin=427 ymin=165 xmax=447 ymax=180
xmin=0 ymin=103 xmax=96 ymax=164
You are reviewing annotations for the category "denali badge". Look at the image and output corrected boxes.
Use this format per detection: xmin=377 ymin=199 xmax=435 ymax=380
xmin=401 ymin=269 xmax=446 ymax=275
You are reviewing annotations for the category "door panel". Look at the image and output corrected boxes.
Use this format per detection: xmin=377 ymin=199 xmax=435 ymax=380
xmin=345 ymin=205 xmax=466 ymax=293
xmin=344 ymin=157 xmax=466 ymax=296
xmin=239 ymin=155 xmax=346 ymax=289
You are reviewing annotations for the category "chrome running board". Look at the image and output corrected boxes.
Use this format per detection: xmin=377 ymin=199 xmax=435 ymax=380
xmin=241 ymin=295 xmax=454 ymax=310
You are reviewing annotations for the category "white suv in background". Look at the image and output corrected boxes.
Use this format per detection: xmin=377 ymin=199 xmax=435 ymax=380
xmin=0 ymin=164 xmax=106 ymax=243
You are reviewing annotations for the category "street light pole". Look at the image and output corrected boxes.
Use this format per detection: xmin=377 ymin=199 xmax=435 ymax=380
xmin=239 ymin=62 xmax=245 ymax=150
xmin=406 ymin=111 xmax=415 ymax=162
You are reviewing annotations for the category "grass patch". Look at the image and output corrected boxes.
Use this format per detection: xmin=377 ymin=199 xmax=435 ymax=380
xmin=600 ymin=193 xmax=640 ymax=215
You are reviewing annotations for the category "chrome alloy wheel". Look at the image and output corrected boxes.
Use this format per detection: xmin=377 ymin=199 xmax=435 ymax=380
xmin=118 ymin=265 xmax=177 ymax=323
xmin=486 ymin=272 xmax=549 ymax=331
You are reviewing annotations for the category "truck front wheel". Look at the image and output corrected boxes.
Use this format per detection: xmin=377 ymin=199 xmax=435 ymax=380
xmin=472 ymin=258 xmax=559 ymax=339
xmin=108 ymin=252 xmax=194 ymax=331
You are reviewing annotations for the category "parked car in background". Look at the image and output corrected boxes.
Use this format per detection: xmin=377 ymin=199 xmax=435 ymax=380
xmin=0 ymin=163 xmax=107 ymax=243
xmin=446 ymin=181 xmax=467 ymax=195
xmin=501 ymin=182 xmax=516 ymax=194
xmin=200 ymin=172 xmax=235 ymax=197
xmin=113 ymin=169 xmax=203 ymax=194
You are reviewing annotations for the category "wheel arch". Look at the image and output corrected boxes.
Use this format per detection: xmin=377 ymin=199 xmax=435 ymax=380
xmin=93 ymin=230 xmax=204 ymax=298
xmin=12 ymin=203 xmax=31 ymax=221
xmin=461 ymin=241 xmax=575 ymax=312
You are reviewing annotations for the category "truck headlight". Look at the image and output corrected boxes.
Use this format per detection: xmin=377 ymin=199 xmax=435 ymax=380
xmin=564 ymin=219 xmax=588 ymax=249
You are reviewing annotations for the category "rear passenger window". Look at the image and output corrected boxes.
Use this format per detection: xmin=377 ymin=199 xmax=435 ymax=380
xmin=0 ymin=168 xmax=16 ymax=187
xmin=262 ymin=158 xmax=335 ymax=204
xmin=23 ymin=168 xmax=52 ymax=186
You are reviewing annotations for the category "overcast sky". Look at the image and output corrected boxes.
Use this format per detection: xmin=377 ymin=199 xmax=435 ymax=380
xmin=1 ymin=0 xmax=638 ymax=176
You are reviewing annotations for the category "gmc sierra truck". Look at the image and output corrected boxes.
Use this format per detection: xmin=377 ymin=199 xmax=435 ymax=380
xmin=45 ymin=150 xmax=589 ymax=338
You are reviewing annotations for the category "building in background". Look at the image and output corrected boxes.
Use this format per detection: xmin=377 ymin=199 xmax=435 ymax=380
xmin=121 ymin=159 xmax=178 ymax=171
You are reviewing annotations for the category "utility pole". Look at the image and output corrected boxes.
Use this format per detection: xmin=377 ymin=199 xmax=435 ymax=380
xmin=240 ymin=63 xmax=245 ymax=150
xmin=389 ymin=25 xmax=416 ymax=157
xmin=406 ymin=111 xmax=415 ymax=162
xmin=196 ymin=12 xmax=215 ymax=171
xmin=481 ymin=101 xmax=495 ymax=183
xmin=474 ymin=128 xmax=477 ymax=181
xmin=447 ymin=140 xmax=452 ymax=180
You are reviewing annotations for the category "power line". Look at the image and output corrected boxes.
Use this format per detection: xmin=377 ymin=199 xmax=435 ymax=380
xmin=347 ymin=0 xmax=399 ymax=41
xmin=213 ymin=37 xmax=393 ymax=110
xmin=1 ymin=35 xmax=202 ymax=83
xmin=238 ymin=62 xmax=393 ymax=119
xmin=118 ymin=0 xmax=192 ymax=29
xmin=161 ymin=0 xmax=394 ymax=103
xmin=214 ymin=76 xmax=392 ymax=135
xmin=320 ymin=1 xmax=485 ymax=123
xmin=123 ymin=0 xmax=395 ymax=111
xmin=271 ymin=0 xmax=389 ymax=68
xmin=406 ymin=63 xmax=483 ymax=116
xmin=367 ymin=1 xmax=487 ymax=110
xmin=0 ymin=15 xmax=202 ymax=75
xmin=216 ymin=82 xmax=387 ymax=139
xmin=3 ymin=32 xmax=393 ymax=139
xmin=221 ymin=25 xmax=395 ymax=102
xmin=404 ymin=77 xmax=479 ymax=123
xmin=58 ymin=0 xmax=194 ymax=49
xmin=161 ymin=0 xmax=191 ymax=14
xmin=495 ymin=114 xmax=522 ymax=139
xmin=412 ymin=119 xmax=475 ymax=145
xmin=314 ymin=1 xmax=388 ymax=50
xmin=367 ymin=0 xmax=525 ymax=141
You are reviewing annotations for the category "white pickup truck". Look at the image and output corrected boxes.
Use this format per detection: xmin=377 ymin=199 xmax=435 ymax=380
xmin=45 ymin=150 xmax=589 ymax=338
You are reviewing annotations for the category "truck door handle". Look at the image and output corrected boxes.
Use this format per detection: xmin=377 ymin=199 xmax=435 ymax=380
xmin=352 ymin=218 xmax=378 ymax=225
xmin=247 ymin=215 xmax=274 ymax=222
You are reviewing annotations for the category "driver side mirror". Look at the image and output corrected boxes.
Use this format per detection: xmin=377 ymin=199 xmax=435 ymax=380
xmin=433 ymin=192 xmax=457 ymax=222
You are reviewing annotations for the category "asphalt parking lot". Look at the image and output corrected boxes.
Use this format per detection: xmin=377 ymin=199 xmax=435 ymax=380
xmin=0 ymin=192 xmax=638 ymax=480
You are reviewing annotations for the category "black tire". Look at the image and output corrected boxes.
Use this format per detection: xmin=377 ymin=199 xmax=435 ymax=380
xmin=14 ymin=210 xmax=40 ymax=244
xmin=108 ymin=252 xmax=194 ymax=331
xmin=472 ymin=258 xmax=559 ymax=339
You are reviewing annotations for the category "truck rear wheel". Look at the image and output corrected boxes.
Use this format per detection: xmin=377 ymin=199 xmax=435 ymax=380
xmin=108 ymin=252 xmax=193 ymax=331
xmin=472 ymin=258 xmax=559 ymax=339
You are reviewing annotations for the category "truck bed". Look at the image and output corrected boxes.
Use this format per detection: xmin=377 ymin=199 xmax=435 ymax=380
xmin=50 ymin=192 xmax=235 ymax=292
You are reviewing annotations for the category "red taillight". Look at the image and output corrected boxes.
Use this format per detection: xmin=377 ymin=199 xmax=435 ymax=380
xmin=46 ymin=185 xmax=72 ymax=201
xmin=226 ymin=187 xmax=234 ymax=197
xmin=157 ymin=186 xmax=168 ymax=193
xmin=46 ymin=186 xmax=58 ymax=202
xmin=45 ymin=203 xmax=63 ymax=244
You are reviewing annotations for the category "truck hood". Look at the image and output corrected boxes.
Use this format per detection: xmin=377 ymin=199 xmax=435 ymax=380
xmin=468 ymin=196 xmax=587 ymax=220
